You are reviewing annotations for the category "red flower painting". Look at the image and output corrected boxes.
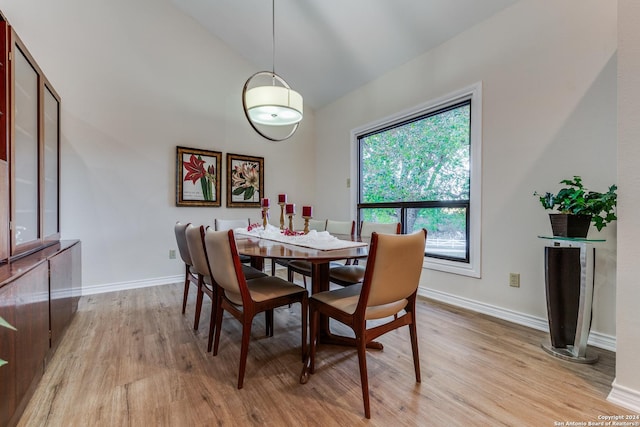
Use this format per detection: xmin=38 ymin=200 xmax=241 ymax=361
xmin=183 ymin=154 xmax=215 ymax=201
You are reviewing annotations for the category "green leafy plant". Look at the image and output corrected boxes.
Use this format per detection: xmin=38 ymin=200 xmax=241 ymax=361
xmin=534 ymin=176 xmax=617 ymax=231
xmin=0 ymin=315 xmax=17 ymax=367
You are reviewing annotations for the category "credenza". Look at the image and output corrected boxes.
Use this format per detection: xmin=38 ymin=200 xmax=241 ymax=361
xmin=0 ymin=240 xmax=81 ymax=427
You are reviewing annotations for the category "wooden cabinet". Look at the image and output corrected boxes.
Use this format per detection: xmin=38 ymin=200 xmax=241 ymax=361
xmin=0 ymin=12 xmax=60 ymax=263
xmin=0 ymin=241 xmax=81 ymax=427
xmin=0 ymin=12 xmax=75 ymax=427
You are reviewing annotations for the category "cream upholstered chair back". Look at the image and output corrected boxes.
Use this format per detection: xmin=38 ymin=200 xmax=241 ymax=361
xmin=326 ymin=219 xmax=355 ymax=235
xmin=308 ymin=219 xmax=327 ymax=231
xmin=214 ymin=218 xmax=249 ymax=231
xmin=204 ymin=229 xmax=243 ymax=305
xmin=174 ymin=222 xmax=193 ymax=265
xmin=360 ymin=221 xmax=401 ymax=237
xmin=185 ymin=225 xmax=211 ymax=278
xmin=363 ymin=230 xmax=426 ymax=310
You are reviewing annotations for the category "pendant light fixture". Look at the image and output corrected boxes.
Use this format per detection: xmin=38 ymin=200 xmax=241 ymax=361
xmin=242 ymin=0 xmax=303 ymax=141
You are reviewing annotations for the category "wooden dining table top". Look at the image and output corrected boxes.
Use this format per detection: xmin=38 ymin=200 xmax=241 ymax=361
xmin=234 ymin=234 xmax=369 ymax=263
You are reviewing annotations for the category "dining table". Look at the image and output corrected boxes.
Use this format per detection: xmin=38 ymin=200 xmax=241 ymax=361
xmin=234 ymin=233 xmax=384 ymax=364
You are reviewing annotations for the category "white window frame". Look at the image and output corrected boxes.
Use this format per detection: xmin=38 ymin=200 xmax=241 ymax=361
xmin=350 ymin=82 xmax=482 ymax=278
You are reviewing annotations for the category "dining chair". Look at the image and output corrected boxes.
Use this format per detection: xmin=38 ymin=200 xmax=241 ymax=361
xmin=307 ymin=229 xmax=427 ymax=418
xmin=286 ymin=219 xmax=355 ymax=286
xmin=204 ymin=228 xmax=308 ymax=389
xmin=186 ymin=225 xmax=267 ymax=334
xmin=308 ymin=218 xmax=327 ymax=232
xmin=214 ymin=218 xmax=249 ymax=231
xmin=185 ymin=224 xmax=216 ymax=333
xmin=214 ymin=218 xmax=253 ymax=265
xmin=326 ymin=219 xmax=355 ymax=235
xmin=174 ymin=222 xmax=199 ymax=321
xmin=328 ymin=221 xmax=401 ymax=287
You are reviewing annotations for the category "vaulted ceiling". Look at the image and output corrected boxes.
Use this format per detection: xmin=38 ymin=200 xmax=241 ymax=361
xmin=171 ymin=0 xmax=519 ymax=109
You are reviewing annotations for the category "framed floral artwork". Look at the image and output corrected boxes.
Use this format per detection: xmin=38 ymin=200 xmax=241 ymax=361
xmin=226 ymin=153 xmax=264 ymax=208
xmin=176 ymin=146 xmax=222 ymax=207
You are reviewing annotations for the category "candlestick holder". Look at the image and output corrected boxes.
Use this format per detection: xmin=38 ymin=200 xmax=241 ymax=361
xmin=278 ymin=202 xmax=285 ymax=230
xmin=262 ymin=207 xmax=269 ymax=229
xmin=287 ymin=213 xmax=295 ymax=232
xmin=303 ymin=216 xmax=312 ymax=234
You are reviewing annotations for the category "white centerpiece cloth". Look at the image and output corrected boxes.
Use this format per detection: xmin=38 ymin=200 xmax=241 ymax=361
xmin=234 ymin=224 xmax=367 ymax=251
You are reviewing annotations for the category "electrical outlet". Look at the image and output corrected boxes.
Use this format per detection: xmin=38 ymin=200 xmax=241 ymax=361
xmin=346 ymin=178 xmax=351 ymax=188
xmin=169 ymin=249 xmax=176 ymax=259
xmin=509 ymin=273 xmax=520 ymax=288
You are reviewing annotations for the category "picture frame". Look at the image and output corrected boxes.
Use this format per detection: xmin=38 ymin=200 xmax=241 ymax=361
xmin=176 ymin=146 xmax=222 ymax=207
xmin=226 ymin=153 xmax=264 ymax=208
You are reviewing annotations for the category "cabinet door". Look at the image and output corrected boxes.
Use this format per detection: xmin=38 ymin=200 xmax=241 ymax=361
xmin=0 ymin=283 xmax=17 ymax=427
xmin=43 ymin=84 xmax=59 ymax=241
xmin=11 ymin=39 xmax=39 ymax=252
xmin=0 ymin=262 xmax=49 ymax=426
xmin=0 ymin=20 xmax=8 ymax=262
xmin=49 ymin=242 xmax=81 ymax=350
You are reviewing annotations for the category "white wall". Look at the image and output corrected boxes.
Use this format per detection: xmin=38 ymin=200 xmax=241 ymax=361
xmin=316 ymin=0 xmax=618 ymax=340
xmin=0 ymin=0 xmax=317 ymax=290
xmin=609 ymin=0 xmax=640 ymax=413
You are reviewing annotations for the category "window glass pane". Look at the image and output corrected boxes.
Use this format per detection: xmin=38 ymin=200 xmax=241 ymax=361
xmin=360 ymin=103 xmax=470 ymax=203
xmin=408 ymin=207 xmax=467 ymax=260
xmin=14 ymin=47 xmax=39 ymax=245
xmin=359 ymin=207 xmax=400 ymax=226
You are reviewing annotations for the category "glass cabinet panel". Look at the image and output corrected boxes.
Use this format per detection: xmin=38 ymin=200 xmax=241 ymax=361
xmin=13 ymin=45 xmax=39 ymax=245
xmin=43 ymin=86 xmax=59 ymax=238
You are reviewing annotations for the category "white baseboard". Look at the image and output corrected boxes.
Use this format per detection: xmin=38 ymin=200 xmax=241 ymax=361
xmin=417 ymin=287 xmax=616 ymax=352
xmin=608 ymin=380 xmax=640 ymax=413
xmin=81 ymin=275 xmax=182 ymax=296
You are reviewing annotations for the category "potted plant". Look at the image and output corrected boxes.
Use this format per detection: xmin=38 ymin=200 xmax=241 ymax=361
xmin=534 ymin=176 xmax=617 ymax=238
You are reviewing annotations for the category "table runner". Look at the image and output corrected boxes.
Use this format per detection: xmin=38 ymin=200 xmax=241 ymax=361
xmin=234 ymin=224 xmax=367 ymax=251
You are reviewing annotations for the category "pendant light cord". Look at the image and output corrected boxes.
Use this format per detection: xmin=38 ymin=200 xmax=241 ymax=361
xmin=272 ymin=0 xmax=276 ymax=77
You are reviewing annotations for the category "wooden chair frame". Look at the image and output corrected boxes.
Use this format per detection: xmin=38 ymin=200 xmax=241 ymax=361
xmin=206 ymin=229 xmax=309 ymax=389
xmin=308 ymin=229 xmax=426 ymax=418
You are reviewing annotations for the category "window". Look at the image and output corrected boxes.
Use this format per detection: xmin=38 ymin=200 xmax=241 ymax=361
xmin=353 ymin=83 xmax=482 ymax=277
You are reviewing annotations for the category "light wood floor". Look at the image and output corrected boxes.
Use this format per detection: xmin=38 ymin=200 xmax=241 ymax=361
xmin=18 ymin=279 xmax=628 ymax=426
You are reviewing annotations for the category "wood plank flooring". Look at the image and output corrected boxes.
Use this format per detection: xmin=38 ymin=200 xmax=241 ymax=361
xmin=17 ymin=280 xmax=629 ymax=426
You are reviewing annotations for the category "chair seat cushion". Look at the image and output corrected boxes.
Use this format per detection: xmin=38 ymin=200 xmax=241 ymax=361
xmin=274 ymin=258 xmax=291 ymax=268
xmin=242 ymin=265 xmax=267 ymax=280
xmin=225 ymin=276 xmax=307 ymax=305
xmin=247 ymin=276 xmax=307 ymax=303
xmin=311 ymin=284 xmax=407 ymax=320
xmin=329 ymin=265 xmax=365 ymax=285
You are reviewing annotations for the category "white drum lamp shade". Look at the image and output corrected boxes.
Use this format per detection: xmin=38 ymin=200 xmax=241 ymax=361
xmin=245 ymin=85 xmax=303 ymax=126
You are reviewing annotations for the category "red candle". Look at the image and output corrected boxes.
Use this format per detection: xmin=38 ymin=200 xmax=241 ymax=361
xmin=261 ymin=198 xmax=270 ymax=208
xmin=278 ymin=193 xmax=287 ymax=203
xmin=285 ymin=203 xmax=295 ymax=215
xmin=302 ymin=205 xmax=313 ymax=217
